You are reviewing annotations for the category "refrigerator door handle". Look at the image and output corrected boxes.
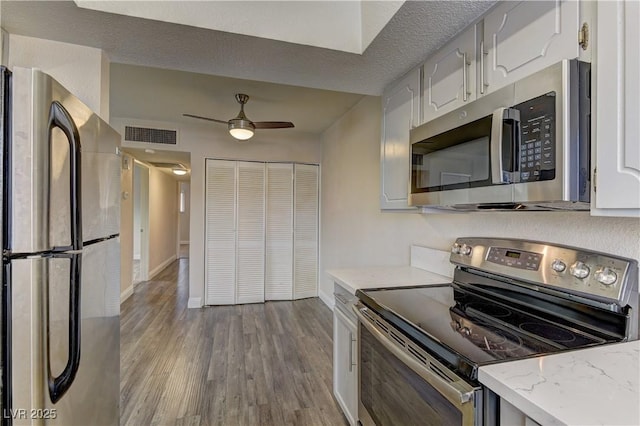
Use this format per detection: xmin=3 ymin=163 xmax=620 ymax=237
xmin=48 ymin=101 xmax=82 ymax=252
xmin=47 ymin=253 xmax=82 ymax=403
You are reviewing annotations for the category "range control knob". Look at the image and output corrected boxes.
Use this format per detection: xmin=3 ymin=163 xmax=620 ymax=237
xmin=459 ymin=244 xmax=473 ymax=256
xmin=451 ymin=243 xmax=461 ymax=254
xmin=595 ymin=267 xmax=618 ymax=286
xmin=551 ymin=259 xmax=567 ymax=273
xmin=570 ymin=261 xmax=591 ymax=279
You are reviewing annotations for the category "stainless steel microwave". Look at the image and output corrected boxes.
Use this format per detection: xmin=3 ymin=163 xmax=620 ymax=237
xmin=409 ymin=60 xmax=591 ymax=211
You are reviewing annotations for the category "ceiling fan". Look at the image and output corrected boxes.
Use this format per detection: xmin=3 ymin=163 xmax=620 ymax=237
xmin=183 ymin=94 xmax=294 ymax=140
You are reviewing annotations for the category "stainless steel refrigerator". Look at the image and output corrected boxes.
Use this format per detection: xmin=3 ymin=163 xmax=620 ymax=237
xmin=1 ymin=66 xmax=120 ymax=425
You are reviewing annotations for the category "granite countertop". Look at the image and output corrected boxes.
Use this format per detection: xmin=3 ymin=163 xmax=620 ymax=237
xmin=479 ymin=340 xmax=640 ymax=426
xmin=326 ymin=266 xmax=451 ymax=295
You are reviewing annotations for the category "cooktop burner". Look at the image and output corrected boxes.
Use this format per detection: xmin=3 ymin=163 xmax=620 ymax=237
xmin=519 ymin=322 xmax=576 ymax=343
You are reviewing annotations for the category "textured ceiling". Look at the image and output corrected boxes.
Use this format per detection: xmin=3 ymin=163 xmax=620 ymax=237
xmin=1 ymin=0 xmax=497 ymax=96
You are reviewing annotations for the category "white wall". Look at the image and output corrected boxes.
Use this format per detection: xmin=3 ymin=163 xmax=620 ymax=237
xmin=133 ymin=164 xmax=142 ymax=259
xmin=319 ymin=96 xmax=640 ymax=303
xmin=148 ymin=166 xmax=179 ymax=277
xmin=120 ymin=154 xmax=134 ymax=301
xmin=111 ymin=117 xmax=322 ymax=307
xmin=7 ymin=34 xmax=110 ymax=120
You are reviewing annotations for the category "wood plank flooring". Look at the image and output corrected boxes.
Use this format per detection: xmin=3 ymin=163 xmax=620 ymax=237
xmin=120 ymin=259 xmax=347 ymax=426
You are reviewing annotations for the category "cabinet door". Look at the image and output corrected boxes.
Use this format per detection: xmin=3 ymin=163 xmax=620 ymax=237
xmin=333 ymin=308 xmax=357 ymax=425
xmin=380 ymin=69 xmax=420 ymax=210
xmin=293 ymin=164 xmax=319 ymax=299
xmin=592 ymin=1 xmax=640 ymax=215
xmin=423 ymin=25 xmax=478 ymax=123
xmin=265 ymin=163 xmax=294 ymax=300
xmin=236 ymin=161 xmax=266 ymax=304
xmin=205 ymin=159 xmax=237 ymax=305
xmin=482 ymin=0 xmax=579 ymax=95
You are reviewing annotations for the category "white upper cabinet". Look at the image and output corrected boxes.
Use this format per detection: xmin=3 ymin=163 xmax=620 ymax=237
xmin=380 ymin=69 xmax=420 ymax=210
xmin=482 ymin=0 xmax=580 ymax=95
xmin=591 ymin=0 xmax=640 ymax=216
xmin=423 ymin=25 xmax=478 ymax=123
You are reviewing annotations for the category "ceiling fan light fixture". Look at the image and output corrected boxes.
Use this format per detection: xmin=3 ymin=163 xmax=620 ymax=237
xmin=172 ymin=165 xmax=188 ymax=176
xmin=228 ymin=118 xmax=255 ymax=140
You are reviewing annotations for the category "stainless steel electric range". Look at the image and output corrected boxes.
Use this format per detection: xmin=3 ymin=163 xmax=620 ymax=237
xmin=354 ymin=238 xmax=639 ymax=426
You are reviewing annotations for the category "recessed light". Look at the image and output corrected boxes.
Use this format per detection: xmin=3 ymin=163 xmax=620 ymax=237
xmin=172 ymin=168 xmax=188 ymax=176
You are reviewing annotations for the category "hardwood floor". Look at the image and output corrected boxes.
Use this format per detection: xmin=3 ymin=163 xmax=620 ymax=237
xmin=120 ymin=259 xmax=347 ymax=426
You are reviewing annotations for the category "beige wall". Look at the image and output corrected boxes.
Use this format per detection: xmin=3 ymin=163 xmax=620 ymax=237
xmin=7 ymin=34 xmax=110 ymax=120
xmin=319 ymin=96 xmax=640 ymax=302
xmin=120 ymin=154 xmax=134 ymax=299
xmin=148 ymin=167 xmax=179 ymax=276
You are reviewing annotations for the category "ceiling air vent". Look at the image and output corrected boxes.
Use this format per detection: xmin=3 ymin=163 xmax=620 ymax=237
xmin=124 ymin=126 xmax=177 ymax=145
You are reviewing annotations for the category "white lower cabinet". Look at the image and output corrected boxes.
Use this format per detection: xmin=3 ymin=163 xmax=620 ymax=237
xmin=500 ymin=397 xmax=542 ymax=426
xmin=333 ymin=305 xmax=358 ymax=425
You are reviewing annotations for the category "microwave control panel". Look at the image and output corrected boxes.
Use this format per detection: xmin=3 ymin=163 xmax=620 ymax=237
xmin=517 ymin=93 xmax=556 ymax=182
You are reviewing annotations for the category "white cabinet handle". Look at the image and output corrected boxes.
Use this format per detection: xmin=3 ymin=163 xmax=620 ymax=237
xmin=463 ymin=52 xmax=470 ymax=102
xmin=480 ymin=40 xmax=488 ymax=94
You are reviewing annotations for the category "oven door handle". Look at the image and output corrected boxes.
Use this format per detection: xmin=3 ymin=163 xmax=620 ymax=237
xmin=353 ymin=305 xmax=477 ymax=409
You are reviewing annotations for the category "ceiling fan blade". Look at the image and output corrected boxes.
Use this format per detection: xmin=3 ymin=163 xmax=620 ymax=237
xmin=253 ymin=121 xmax=295 ymax=129
xmin=183 ymin=114 xmax=228 ymax=125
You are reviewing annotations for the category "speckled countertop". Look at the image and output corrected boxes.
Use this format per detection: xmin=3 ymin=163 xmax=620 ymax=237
xmin=327 ymin=266 xmax=451 ymax=295
xmin=479 ymin=340 xmax=640 ymax=426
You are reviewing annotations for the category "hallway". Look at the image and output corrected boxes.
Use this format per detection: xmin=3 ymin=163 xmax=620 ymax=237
xmin=120 ymin=259 xmax=346 ymax=425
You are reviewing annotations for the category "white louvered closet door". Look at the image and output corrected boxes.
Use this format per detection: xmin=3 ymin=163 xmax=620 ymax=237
xmin=265 ymin=163 xmax=294 ymax=300
xmin=293 ymin=164 xmax=319 ymax=299
xmin=205 ymin=160 xmax=237 ymax=305
xmin=236 ymin=162 xmax=266 ymax=304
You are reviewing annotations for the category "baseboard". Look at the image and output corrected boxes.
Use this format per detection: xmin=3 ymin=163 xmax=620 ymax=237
xmin=318 ymin=289 xmax=334 ymax=310
xmin=120 ymin=285 xmax=134 ymax=304
xmin=148 ymin=254 xmax=176 ymax=279
xmin=188 ymin=297 xmax=202 ymax=309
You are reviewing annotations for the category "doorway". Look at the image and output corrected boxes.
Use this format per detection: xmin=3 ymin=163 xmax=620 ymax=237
xmin=132 ymin=161 xmax=150 ymax=284
xmin=177 ymin=182 xmax=190 ymax=259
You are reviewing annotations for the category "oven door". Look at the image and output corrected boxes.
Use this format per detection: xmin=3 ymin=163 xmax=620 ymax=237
xmin=354 ymin=304 xmax=481 ymax=426
xmin=409 ymin=82 xmax=519 ymax=208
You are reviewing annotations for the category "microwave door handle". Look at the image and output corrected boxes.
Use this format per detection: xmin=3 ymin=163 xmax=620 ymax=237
xmin=490 ymin=107 xmax=520 ymax=184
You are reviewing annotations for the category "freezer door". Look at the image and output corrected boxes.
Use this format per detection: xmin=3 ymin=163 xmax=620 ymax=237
xmin=9 ymin=67 xmax=121 ymax=253
xmin=44 ymin=239 xmax=119 ymax=425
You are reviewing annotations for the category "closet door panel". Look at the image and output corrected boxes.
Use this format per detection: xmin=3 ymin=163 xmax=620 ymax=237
xmin=293 ymin=164 xmax=319 ymax=299
xmin=265 ymin=163 xmax=294 ymax=300
xmin=205 ymin=160 xmax=236 ymax=305
xmin=236 ymin=162 xmax=266 ymax=304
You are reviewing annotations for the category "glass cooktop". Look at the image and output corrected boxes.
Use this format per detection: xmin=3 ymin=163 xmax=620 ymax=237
xmin=357 ymin=284 xmax=615 ymax=380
